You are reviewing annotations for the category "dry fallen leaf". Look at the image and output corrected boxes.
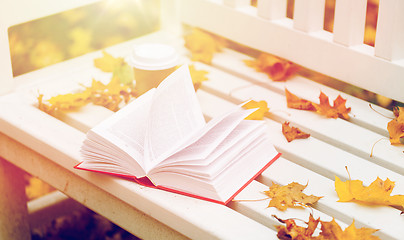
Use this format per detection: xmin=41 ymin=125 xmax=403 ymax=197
xmin=285 ymin=88 xmax=316 ymax=111
xmin=319 ymin=218 xmax=379 ymax=240
xmin=188 ymin=64 xmax=209 ymax=91
xmin=93 ymin=50 xmax=124 ymax=72
xmin=285 ymin=89 xmax=351 ymax=120
xmin=335 ymin=175 xmax=404 ymax=212
xmin=274 ymin=214 xmax=380 ymax=240
xmin=282 ymin=121 xmax=310 ymax=142
xmin=274 ymin=214 xmax=319 ymax=240
xmin=38 ymin=50 xmax=137 ymax=113
xmin=387 ymin=106 xmax=404 ymax=145
xmin=242 ymin=100 xmax=270 ymax=120
xmin=264 ymin=182 xmax=322 ymax=211
xmin=244 ymin=53 xmax=299 ymax=81
xmin=184 ymin=28 xmax=225 ymax=64
xmin=314 ymin=92 xmax=351 ymax=120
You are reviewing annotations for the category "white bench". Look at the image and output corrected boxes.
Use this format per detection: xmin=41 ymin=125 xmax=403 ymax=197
xmin=1 ymin=0 xmax=403 ymax=239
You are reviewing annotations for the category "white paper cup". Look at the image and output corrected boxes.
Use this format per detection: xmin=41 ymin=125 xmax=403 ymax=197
xmin=128 ymin=43 xmax=179 ymax=95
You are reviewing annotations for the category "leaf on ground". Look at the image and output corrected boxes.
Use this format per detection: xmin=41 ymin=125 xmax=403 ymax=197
xmin=387 ymin=106 xmax=404 ymax=145
xmin=282 ymin=121 xmax=310 ymax=142
xmin=242 ymin=100 xmax=269 ymax=120
xmin=184 ymin=28 xmax=226 ymax=64
xmin=244 ymin=53 xmax=299 ymax=81
xmin=285 ymin=89 xmax=351 ymax=120
xmin=188 ymin=64 xmax=209 ymax=91
xmin=335 ymin=175 xmax=404 ymax=212
xmin=264 ymin=182 xmax=322 ymax=211
xmin=274 ymin=214 xmax=380 ymax=240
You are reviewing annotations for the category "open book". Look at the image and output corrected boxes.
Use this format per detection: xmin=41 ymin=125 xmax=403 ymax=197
xmin=75 ymin=65 xmax=280 ymax=204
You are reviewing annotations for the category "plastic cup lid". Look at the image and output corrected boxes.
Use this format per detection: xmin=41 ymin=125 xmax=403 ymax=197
xmin=128 ymin=43 xmax=179 ymax=70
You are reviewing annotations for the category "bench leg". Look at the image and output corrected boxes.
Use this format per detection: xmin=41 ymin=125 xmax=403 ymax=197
xmin=0 ymin=157 xmax=31 ymax=240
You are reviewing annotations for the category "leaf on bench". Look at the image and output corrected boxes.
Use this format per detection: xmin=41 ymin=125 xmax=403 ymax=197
xmin=285 ymin=89 xmax=351 ymax=120
xmin=264 ymin=182 xmax=322 ymax=211
xmin=244 ymin=53 xmax=299 ymax=81
xmin=282 ymin=121 xmax=310 ymax=142
xmin=242 ymin=100 xmax=269 ymax=120
xmin=274 ymin=214 xmax=380 ymax=240
xmin=184 ymin=28 xmax=226 ymax=64
xmin=335 ymin=176 xmax=404 ymax=212
xmin=387 ymin=106 xmax=404 ymax=145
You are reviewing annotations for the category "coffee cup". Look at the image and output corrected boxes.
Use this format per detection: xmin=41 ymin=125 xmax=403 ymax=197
xmin=128 ymin=43 xmax=179 ymax=95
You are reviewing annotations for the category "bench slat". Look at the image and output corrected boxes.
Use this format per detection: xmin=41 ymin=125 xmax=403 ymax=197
xmin=210 ymin=49 xmax=392 ymax=137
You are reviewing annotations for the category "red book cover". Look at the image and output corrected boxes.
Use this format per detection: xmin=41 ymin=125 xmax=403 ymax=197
xmin=74 ymin=152 xmax=281 ymax=205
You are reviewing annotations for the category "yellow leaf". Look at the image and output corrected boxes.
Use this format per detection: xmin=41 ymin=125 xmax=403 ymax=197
xmin=242 ymin=100 xmax=269 ymax=120
xmin=184 ymin=28 xmax=225 ymax=64
xmin=94 ymin=50 xmax=124 ymax=72
xmin=264 ymin=182 xmax=322 ymax=211
xmin=335 ymin=176 xmax=404 ymax=211
xmin=188 ymin=64 xmax=208 ymax=91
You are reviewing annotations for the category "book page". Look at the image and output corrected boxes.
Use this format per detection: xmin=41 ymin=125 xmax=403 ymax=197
xmin=144 ymin=65 xmax=205 ymax=169
xmin=154 ymin=107 xmax=258 ymax=168
xmin=91 ymin=89 xmax=155 ymax=166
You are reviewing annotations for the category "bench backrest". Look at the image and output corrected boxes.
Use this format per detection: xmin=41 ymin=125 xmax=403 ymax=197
xmin=179 ymin=0 xmax=404 ymax=103
xmin=1 ymin=0 xmax=403 ymax=103
xmin=0 ymin=0 xmax=178 ymax=95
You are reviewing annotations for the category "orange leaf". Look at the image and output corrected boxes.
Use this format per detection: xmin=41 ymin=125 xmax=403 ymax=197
xmin=274 ymin=214 xmax=320 ymax=240
xmin=285 ymin=89 xmax=351 ymax=120
xmin=314 ymin=92 xmax=351 ymax=120
xmin=244 ymin=53 xmax=299 ymax=81
xmin=387 ymin=106 xmax=404 ymax=145
xmin=242 ymin=100 xmax=269 ymax=120
xmin=274 ymin=215 xmax=380 ymax=240
xmin=264 ymin=182 xmax=322 ymax=211
xmin=282 ymin=122 xmax=310 ymax=142
xmin=285 ymin=88 xmax=316 ymax=111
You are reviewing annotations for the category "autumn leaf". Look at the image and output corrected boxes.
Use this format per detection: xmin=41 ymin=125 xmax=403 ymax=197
xmin=274 ymin=214 xmax=319 ymax=240
xmin=94 ymin=51 xmax=134 ymax=85
xmin=38 ymin=50 xmax=137 ymax=113
xmin=285 ymin=89 xmax=351 ymax=120
xmin=184 ymin=28 xmax=226 ymax=64
xmin=314 ymin=92 xmax=351 ymax=120
xmin=188 ymin=64 xmax=209 ymax=91
xmin=244 ymin=53 xmax=299 ymax=81
xmin=274 ymin=214 xmax=380 ymax=240
xmin=335 ymin=175 xmax=404 ymax=212
xmin=320 ymin=219 xmax=379 ymax=240
xmin=94 ymin=51 xmax=125 ymax=72
xmin=282 ymin=122 xmax=310 ymax=142
xmin=242 ymin=100 xmax=270 ymax=120
xmin=264 ymin=182 xmax=322 ymax=211
xmin=387 ymin=106 xmax=404 ymax=145
xmin=285 ymin=88 xmax=316 ymax=111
